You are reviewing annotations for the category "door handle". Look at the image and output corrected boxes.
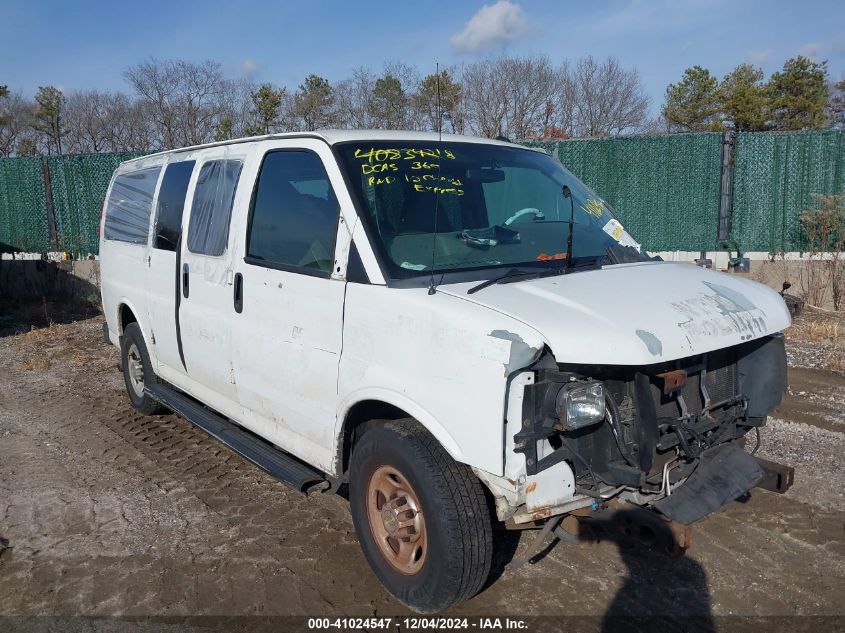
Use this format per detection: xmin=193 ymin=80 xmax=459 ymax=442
xmin=182 ymin=263 xmax=189 ymax=298
xmin=233 ymin=272 xmax=243 ymax=313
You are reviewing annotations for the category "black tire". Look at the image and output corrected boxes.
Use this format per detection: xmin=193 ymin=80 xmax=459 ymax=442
xmin=120 ymin=322 xmax=166 ymax=415
xmin=349 ymin=419 xmax=493 ymax=613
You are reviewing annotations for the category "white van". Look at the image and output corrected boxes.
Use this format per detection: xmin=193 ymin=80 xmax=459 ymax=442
xmin=100 ymin=131 xmax=793 ymax=612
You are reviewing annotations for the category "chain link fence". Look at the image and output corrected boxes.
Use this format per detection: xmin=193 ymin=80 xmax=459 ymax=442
xmin=0 ymin=156 xmax=50 ymax=253
xmin=48 ymin=152 xmax=144 ymax=256
xmin=0 ymin=132 xmax=842 ymax=256
xmin=731 ymin=131 xmax=845 ymax=252
xmin=528 ymin=134 xmax=724 ymax=251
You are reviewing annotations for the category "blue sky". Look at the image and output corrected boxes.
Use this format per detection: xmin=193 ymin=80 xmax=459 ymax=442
xmin=3 ymin=0 xmax=844 ymax=115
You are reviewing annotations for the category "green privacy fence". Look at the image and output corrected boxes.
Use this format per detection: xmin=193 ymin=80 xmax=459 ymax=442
xmin=730 ymin=131 xmax=845 ymax=252
xmin=529 ymin=134 xmax=724 ymax=251
xmin=528 ymin=130 xmax=845 ymax=253
xmin=0 ymin=156 xmax=49 ymax=253
xmin=0 ymin=151 xmax=144 ymax=256
xmin=0 ymin=132 xmax=842 ymax=255
xmin=48 ymin=152 xmax=144 ymax=255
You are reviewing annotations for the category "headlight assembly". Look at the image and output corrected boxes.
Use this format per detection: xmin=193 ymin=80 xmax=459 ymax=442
xmin=556 ymin=381 xmax=605 ymax=431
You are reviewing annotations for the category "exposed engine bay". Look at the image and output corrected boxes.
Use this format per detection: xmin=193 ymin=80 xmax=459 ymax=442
xmin=511 ymin=334 xmax=790 ymax=525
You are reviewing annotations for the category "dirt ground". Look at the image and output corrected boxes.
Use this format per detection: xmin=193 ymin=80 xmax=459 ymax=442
xmin=0 ymin=304 xmax=843 ymax=628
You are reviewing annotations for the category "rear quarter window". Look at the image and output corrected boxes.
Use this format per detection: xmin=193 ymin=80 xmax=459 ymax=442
xmin=104 ymin=167 xmax=162 ymax=244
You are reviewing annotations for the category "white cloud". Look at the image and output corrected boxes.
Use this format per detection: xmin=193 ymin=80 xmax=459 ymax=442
xmin=450 ymin=0 xmax=531 ymax=54
xmin=746 ymin=50 xmax=771 ymax=66
xmin=797 ymin=42 xmax=822 ymax=60
xmin=240 ymin=59 xmax=259 ymax=78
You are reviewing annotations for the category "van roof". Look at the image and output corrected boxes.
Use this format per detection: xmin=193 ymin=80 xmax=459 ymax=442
xmin=122 ymin=129 xmax=546 ymax=164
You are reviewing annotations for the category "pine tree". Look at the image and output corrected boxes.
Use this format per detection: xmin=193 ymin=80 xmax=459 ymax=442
xmin=720 ymin=64 xmax=768 ymax=131
xmin=662 ymin=66 xmax=723 ymax=132
xmin=31 ymin=86 xmax=65 ymax=154
xmin=768 ymin=56 xmax=829 ymax=130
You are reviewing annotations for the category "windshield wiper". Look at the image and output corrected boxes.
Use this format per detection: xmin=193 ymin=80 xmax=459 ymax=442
xmin=466 ymin=257 xmax=603 ymax=295
xmin=467 ymin=266 xmax=567 ymax=294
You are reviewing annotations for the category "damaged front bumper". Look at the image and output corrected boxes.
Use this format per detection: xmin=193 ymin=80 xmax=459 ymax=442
xmin=484 ymin=333 xmax=793 ymax=527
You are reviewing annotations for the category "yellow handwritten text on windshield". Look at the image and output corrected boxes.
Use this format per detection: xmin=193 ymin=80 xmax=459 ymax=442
xmin=356 ymin=147 xmax=464 ymax=195
xmin=354 ymin=147 xmax=457 ymax=163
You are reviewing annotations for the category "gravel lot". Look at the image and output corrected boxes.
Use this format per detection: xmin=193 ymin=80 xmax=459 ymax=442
xmin=0 ymin=306 xmax=842 ymax=629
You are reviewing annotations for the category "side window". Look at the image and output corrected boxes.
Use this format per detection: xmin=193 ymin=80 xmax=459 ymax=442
xmin=154 ymin=160 xmax=195 ymax=251
xmin=187 ymin=159 xmax=243 ymax=256
xmin=104 ymin=166 xmax=161 ymax=244
xmin=247 ymin=151 xmax=339 ymax=274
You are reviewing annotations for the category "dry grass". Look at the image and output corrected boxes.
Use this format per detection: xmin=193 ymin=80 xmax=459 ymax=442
xmin=8 ymin=309 xmax=109 ymax=373
xmin=785 ymin=306 xmax=845 ymax=372
xmin=787 ymin=307 xmax=845 ymax=345
xmin=14 ymin=323 xmax=59 ymax=371
xmin=20 ymin=356 xmax=51 ymax=371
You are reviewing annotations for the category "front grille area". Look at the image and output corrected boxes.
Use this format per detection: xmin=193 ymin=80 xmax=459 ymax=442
xmin=520 ymin=342 xmax=760 ymax=487
xmin=705 ymin=348 xmax=738 ymax=405
xmin=651 ymin=349 xmax=738 ymax=420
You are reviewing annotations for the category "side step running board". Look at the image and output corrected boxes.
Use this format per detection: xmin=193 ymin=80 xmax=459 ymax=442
xmin=145 ymin=383 xmax=329 ymax=495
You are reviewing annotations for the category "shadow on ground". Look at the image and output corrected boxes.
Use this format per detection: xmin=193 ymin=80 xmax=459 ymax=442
xmin=0 ymin=257 xmax=101 ymax=337
xmin=494 ymin=507 xmax=715 ymax=632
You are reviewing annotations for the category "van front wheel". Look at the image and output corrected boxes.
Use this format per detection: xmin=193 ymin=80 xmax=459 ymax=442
xmin=349 ymin=419 xmax=492 ymax=613
xmin=120 ymin=323 xmax=165 ymax=415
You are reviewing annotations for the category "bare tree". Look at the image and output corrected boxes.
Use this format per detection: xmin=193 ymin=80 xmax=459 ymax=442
xmin=0 ymin=89 xmax=34 ymax=156
xmin=573 ymin=56 xmax=650 ymax=137
xmin=637 ymin=116 xmax=672 ymax=135
xmin=829 ymin=76 xmax=845 ymax=130
xmin=4 ymin=53 xmax=660 ymax=156
xmin=64 ymin=90 xmax=111 ymax=153
xmin=500 ymin=56 xmax=562 ymax=140
xmin=462 ymin=57 xmax=574 ymax=140
xmin=104 ymin=95 xmax=156 ymax=152
xmin=334 ymin=67 xmax=377 ymax=129
xmin=800 ymin=194 xmax=845 ymax=310
xmin=124 ymin=58 xmax=239 ymax=149
xmin=540 ymin=62 xmax=578 ymax=138
xmin=63 ymin=90 xmax=156 ymax=153
xmin=462 ymin=59 xmax=508 ymax=138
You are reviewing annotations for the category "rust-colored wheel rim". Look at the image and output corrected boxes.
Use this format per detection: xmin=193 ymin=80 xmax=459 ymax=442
xmin=366 ymin=465 xmax=427 ymax=575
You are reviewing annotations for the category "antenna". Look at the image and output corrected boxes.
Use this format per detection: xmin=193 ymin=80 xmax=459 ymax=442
xmin=427 ymin=63 xmax=443 ymax=295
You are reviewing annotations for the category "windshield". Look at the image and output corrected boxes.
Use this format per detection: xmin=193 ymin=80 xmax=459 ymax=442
xmin=335 ymin=141 xmax=640 ymax=279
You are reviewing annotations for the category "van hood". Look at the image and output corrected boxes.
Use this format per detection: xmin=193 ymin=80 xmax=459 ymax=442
xmin=440 ymin=261 xmax=792 ymax=366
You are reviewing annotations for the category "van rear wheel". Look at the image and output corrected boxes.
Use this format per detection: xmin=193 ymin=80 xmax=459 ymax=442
xmin=349 ymin=419 xmax=492 ymax=613
xmin=120 ymin=323 xmax=165 ymax=415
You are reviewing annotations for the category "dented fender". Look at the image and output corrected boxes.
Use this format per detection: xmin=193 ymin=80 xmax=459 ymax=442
xmin=337 ymin=283 xmax=547 ymax=476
